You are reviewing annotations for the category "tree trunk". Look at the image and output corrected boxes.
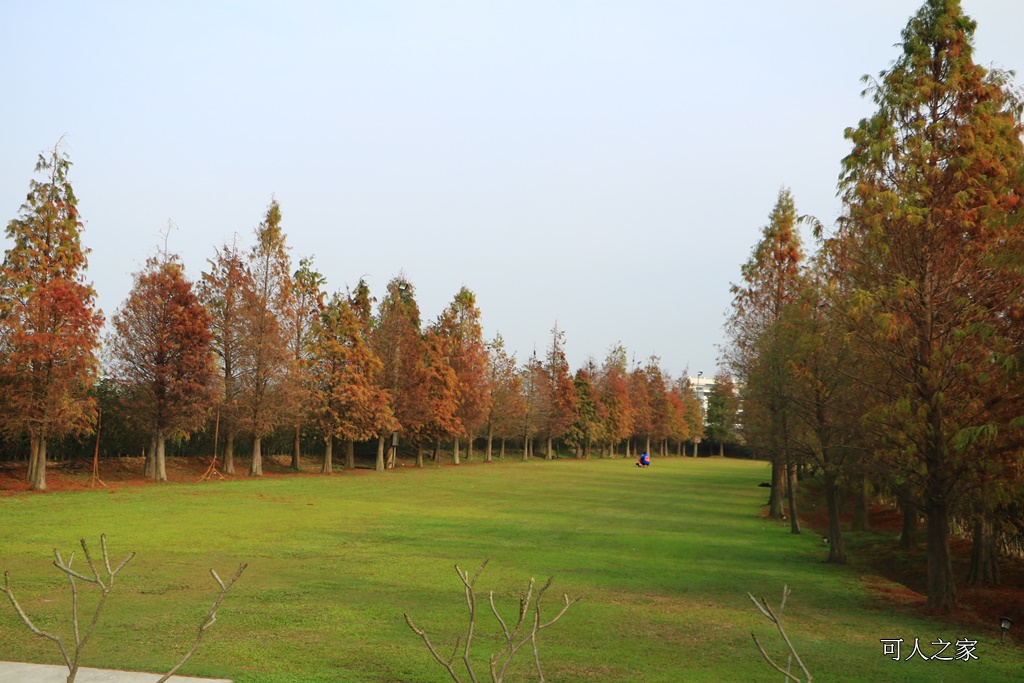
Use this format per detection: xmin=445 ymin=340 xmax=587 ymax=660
xmin=499 ymin=438 xmax=505 ymax=460
xmin=925 ymin=499 xmax=957 ymax=612
xmin=522 ymin=435 xmax=530 ymax=461
xmin=786 ymin=460 xmax=800 ymax=534
xmin=144 ymin=434 xmax=157 ymax=479
xmin=416 ymin=443 xmax=424 ymax=468
xmin=545 ymin=437 xmax=553 ymax=460
xmin=375 ymin=436 xmax=385 ymax=471
xmin=155 ymin=429 xmax=168 ymax=482
xmin=824 ymin=472 xmax=846 ymax=564
xmin=969 ymin=516 xmax=1000 ymax=586
xmin=768 ymin=458 xmax=785 ymax=518
xmin=291 ymin=424 xmax=301 ymax=471
xmin=485 ymin=425 xmax=493 ymax=462
xmin=250 ymin=437 xmax=263 ymax=476
xmin=899 ymin=498 xmax=919 ymax=549
xmin=434 ymin=438 xmax=441 ymax=462
xmin=322 ymin=434 xmax=333 ymax=474
xmin=645 ymin=436 xmax=651 ymax=456
xmin=453 ymin=437 xmax=460 ymax=465
xmin=692 ymin=440 xmax=697 ymax=457
xmin=27 ymin=434 xmax=39 ymax=483
xmin=29 ymin=436 xmax=47 ymax=491
xmin=222 ymin=425 xmax=236 ymax=475
xmin=345 ymin=438 xmax=355 ymax=470
xmin=852 ymin=472 xmax=869 ymax=532
xmin=718 ymin=440 xmax=724 ymax=457
xmin=466 ymin=433 xmax=473 ymax=462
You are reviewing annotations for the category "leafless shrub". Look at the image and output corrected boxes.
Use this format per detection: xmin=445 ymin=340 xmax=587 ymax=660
xmin=405 ymin=559 xmax=581 ymax=683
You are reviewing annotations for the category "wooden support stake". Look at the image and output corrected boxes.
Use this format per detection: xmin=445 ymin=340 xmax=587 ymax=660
xmin=90 ymin=408 xmax=106 ymax=489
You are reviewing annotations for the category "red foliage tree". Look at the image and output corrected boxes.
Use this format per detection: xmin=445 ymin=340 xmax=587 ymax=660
xmin=436 ymin=287 xmax=490 ymax=462
xmin=596 ymin=345 xmax=633 ymax=457
xmin=628 ymin=364 xmax=653 ymax=457
xmin=0 ymin=145 xmax=103 ymax=490
xmin=309 ymin=292 xmax=395 ymax=473
xmin=539 ymin=324 xmax=577 ymax=459
xmin=240 ymin=199 xmax=294 ymax=476
xmin=485 ymin=334 xmax=524 ymax=461
xmin=107 ymin=250 xmax=216 ymax=481
xmin=371 ymin=277 xmax=435 ymax=468
xmin=199 ymin=239 xmax=252 ymax=475
xmin=419 ymin=324 xmax=463 ymax=463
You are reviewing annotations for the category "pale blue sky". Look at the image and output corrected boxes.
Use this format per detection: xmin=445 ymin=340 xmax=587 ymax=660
xmin=3 ymin=1 xmax=1024 ymax=380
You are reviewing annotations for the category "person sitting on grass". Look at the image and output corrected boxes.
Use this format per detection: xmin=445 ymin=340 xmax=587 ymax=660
xmin=636 ymin=452 xmax=651 ymax=467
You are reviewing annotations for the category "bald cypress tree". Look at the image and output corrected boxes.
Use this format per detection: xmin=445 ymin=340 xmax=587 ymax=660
xmin=240 ymin=199 xmax=293 ymax=477
xmin=726 ymin=188 xmax=806 ymax=524
xmin=833 ymin=0 xmax=1024 ymax=611
xmin=0 ymin=145 xmax=103 ymax=491
xmin=108 ymin=250 xmax=216 ymax=481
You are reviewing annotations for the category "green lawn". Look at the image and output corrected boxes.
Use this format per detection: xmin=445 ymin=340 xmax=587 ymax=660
xmin=0 ymin=457 xmax=1014 ymax=682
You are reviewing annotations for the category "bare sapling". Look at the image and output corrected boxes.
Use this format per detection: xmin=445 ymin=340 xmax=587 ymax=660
xmin=1 ymin=534 xmax=246 ymax=683
xmin=1 ymin=534 xmax=134 ymax=683
xmin=747 ymin=585 xmax=812 ymax=682
xmin=405 ymin=559 xmax=581 ymax=683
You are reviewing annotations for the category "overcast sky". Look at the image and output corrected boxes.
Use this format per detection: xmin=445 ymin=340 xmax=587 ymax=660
xmin=4 ymin=1 xmax=1024 ymax=381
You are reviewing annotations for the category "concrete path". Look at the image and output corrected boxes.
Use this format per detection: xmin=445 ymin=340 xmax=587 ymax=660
xmin=0 ymin=661 xmax=231 ymax=683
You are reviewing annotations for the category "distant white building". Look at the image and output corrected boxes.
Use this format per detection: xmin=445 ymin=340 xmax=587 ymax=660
xmin=690 ymin=375 xmax=715 ymax=415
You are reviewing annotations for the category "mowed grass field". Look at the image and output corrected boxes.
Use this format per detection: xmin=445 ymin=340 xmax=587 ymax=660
xmin=0 ymin=457 xmax=1016 ymax=682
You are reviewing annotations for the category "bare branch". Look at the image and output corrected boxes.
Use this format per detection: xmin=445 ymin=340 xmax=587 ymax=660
xmin=78 ymin=537 xmax=106 ymax=591
xmin=452 ymin=563 xmax=482 ymax=683
xmin=0 ymin=571 xmax=72 ymax=669
xmin=750 ymin=633 xmax=804 ymax=683
xmin=405 ymin=613 xmax=464 ymax=683
xmin=156 ymin=563 xmax=247 ymax=683
xmin=748 ymin=586 xmax=812 ymax=682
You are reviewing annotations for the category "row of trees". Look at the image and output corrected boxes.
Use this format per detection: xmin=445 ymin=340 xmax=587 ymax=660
xmin=0 ymin=150 xmax=706 ymax=491
xmin=726 ymin=0 xmax=1024 ymax=613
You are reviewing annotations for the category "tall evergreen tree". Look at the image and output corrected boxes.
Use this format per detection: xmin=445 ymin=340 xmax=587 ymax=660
xmin=704 ymin=372 xmax=739 ymax=457
xmin=725 ymin=188 xmax=805 ymax=520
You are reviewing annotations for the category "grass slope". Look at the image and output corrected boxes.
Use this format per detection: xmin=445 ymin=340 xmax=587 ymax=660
xmin=0 ymin=458 xmax=1013 ymax=682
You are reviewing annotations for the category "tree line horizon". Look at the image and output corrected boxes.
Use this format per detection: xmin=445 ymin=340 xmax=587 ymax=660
xmin=0 ymin=149 xmax=719 ymax=490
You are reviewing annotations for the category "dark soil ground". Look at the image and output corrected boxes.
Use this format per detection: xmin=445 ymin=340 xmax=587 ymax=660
xmin=0 ymin=452 xmax=382 ymax=495
xmin=798 ymin=487 xmax=1024 ymax=643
